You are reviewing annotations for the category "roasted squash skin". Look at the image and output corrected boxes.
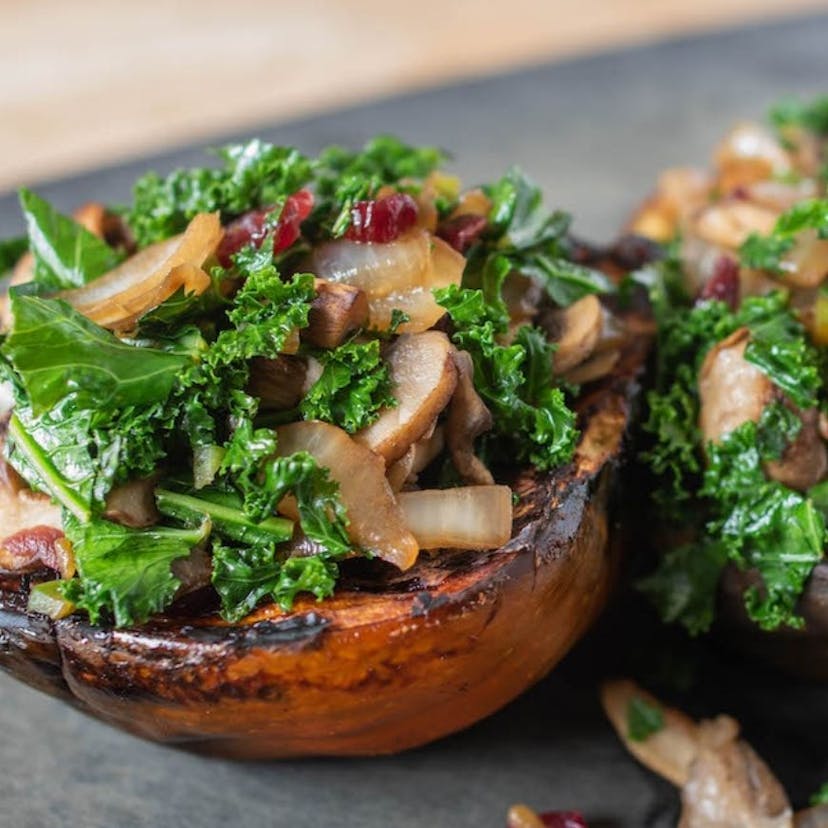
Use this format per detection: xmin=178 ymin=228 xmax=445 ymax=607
xmin=0 ymin=323 xmax=650 ymax=758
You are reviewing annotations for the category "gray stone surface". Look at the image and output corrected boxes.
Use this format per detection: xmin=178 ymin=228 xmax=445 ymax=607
xmin=1 ymin=14 xmax=827 ymax=827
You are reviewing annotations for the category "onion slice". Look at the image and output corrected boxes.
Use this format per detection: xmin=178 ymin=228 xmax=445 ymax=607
xmin=276 ymin=421 xmax=419 ymax=570
xmin=309 ymin=231 xmax=464 ymax=332
xmin=396 ymin=485 xmax=512 ymax=550
xmin=60 ymin=212 xmax=222 ymax=331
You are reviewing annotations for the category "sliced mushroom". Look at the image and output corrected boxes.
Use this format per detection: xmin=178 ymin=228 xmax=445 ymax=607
xmin=104 ymin=477 xmax=159 ymax=528
xmin=355 ymin=331 xmax=458 ymax=464
xmin=171 ymin=546 xmax=213 ymax=596
xmin=386 ymin=426 xmax=445 ymax=491
xmin=446 ymin=349 xmax=494 ymax=485
xmin=303 ymin=279 xmax=369 ymax=349
xmin=501 ymin=273 xmax=543 ymax=324
xmin=542 ymin=294 xmax=603 ymax=375
xmin=698 ymin=328 xmax=775 ymax=445
xmin=765 ymin=406 xmax=828 ymax=491
xmin=247 ymin=355 xmax=309 ymax=411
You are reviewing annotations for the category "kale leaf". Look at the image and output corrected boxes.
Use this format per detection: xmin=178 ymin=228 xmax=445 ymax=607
xmin=436 ymin=255 xmax=578 ymax=470
xmin=700 ymin=406 xmax=825 ymax=630
xmin=60 ymin=514 xmax=208 ymax=627
xmin=471 ymin=168 xmax=612 ymax=306
xmin=300 ymin=338 xmax=396 ymax=433
xmin=2 ymin=294 xmax=189 ymax=415
xmin=313 ymin=135 xmax=446 ymax=237
xmin=19 ymin=189 xmax=121 ymax=290
xmin=211 ymin=541 xmax=338 ymax=623
xmin=740 ymin=198 xmax=828 ymax=274
xmin=638 ymin=539 xmax=729 ymax=636
xmin=0 ymin=236 xmax=27 ymax=275
xmin=769 ymin=95 xmax=828 ymax=137
xmin=126 ymin=139 xmax=314 ymax=247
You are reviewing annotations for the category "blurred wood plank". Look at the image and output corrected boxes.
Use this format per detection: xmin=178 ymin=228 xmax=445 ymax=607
xmin=0 ymin=0 xmax=823 ymax=190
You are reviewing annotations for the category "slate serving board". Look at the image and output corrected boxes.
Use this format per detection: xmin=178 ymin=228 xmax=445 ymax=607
xmin=1 ymin=14 xmax=827 ymax=827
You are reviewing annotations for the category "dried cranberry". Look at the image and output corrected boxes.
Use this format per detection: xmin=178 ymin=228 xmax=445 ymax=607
xmin=699 ymin=255 xmax=740 ymax=309
xmin=436 ymin=214 xmax=488 ymax=252
xmin=216 ymin=189 xmax=314 ymax=266
xmin=539 ymin=812 xmax=588 ymax=828
xmin=344 ymin=193 xmax=418 ymax=243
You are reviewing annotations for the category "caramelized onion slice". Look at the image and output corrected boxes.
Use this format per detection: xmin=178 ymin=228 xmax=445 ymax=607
xmin=397 ymin=485 xmax=512 ymax=550
xmin=276 ymin=421 xmax=419 ymax=570
xmin=310 ymin=231 xmax=464 ymax=333
xmin=355 ymin=330 xmax=457 ymax=463
xmin=60 ymin=212 xmax=221 ymax=331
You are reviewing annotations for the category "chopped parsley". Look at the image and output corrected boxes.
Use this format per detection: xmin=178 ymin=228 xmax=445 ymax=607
xmin=626 ymin=696 xmax=664 ymax=742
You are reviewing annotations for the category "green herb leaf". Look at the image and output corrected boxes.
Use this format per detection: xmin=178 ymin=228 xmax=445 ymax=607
xmin=19 ymin=189 xmax=121 ymax=290
xmin=627 ymin=696 xmax=665 ymax=742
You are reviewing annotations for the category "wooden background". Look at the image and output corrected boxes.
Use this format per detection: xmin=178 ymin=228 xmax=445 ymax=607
xmin=1 ymin=0 xmax=824 ymax=191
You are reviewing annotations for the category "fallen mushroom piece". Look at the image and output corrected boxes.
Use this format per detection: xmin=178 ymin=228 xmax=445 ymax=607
xmin=446 ymin=349 xmax=495 ymax=485
xmin=680 ymin=740 xmax=793 ymax=828
xmin=303 ymin=279 xmax=369 ymax=349
xmin=698 ymin=328 xmax=775 ymax=445
xmin=600 ymin=679 xmax=700 ymax=787
xmin=601 ymin=680 xmax=794 ymax=828
xmin=276 ymin=420 xmax=419 ymax=570
xmin=355 ymin=330 xmax=458 ymax=464
xmin=542 ymin=294 xmax=603 ymax=375
xmin=794 ymin=805 xmax=828 ymax=828
xmin=397 ymin=485 xmax=512 ymax=551
xmin=59 ymin=212 xmax=221 ymax=331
